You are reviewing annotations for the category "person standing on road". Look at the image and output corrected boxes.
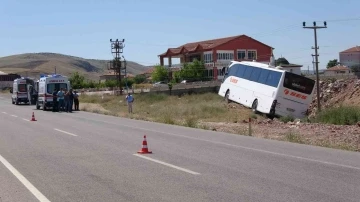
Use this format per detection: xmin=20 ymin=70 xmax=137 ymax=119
xmin=52 ymin=89 xmax=58 ymax=112
xmin=57 ymin=88 xmax=65 ymax=112
xmin=67 ymin=89 xmax=74 ymax=113
xmin=73 ymin=91 xmax=79 ymax=111
xmin=64 ymin=89 xmax=70 ymax=113
xmin=125 ymin=92 xmax=134 ymax=113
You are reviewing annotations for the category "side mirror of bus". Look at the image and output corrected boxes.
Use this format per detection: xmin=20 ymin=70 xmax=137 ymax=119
xmin=9 ymin=89 xmax=12 ymax=93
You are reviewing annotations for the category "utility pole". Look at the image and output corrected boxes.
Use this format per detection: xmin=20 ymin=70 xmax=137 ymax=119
xmin=311 ymin=55 xmax=315 ymax=74
xmin=307 ymin=65 xmax=310 ymax=75
xmin=303 ymin=21 xmax=327 ymax=112
xmin=109 ymin=38 xmax=125 ymax=95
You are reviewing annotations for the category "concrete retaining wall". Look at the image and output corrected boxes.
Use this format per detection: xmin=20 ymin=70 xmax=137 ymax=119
xmin=148 ymin=86 xmax=220 ymax=96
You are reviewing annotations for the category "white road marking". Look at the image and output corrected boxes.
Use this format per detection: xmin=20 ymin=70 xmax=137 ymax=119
xmin=22 ymin=118 xmax=30 ymax=122
xmin=11 ymin=115 xmax=18 ymax=118
xmin=133 ymin=154 xmax=200 ymax=175
xmin=2 ymin=112 xmax=7 ymax=114
xmin=0 ymin=154 xmax=51 ymax=202
xmin=67 ymin=113 xmax=360 ymax=171
xmin=54 ymin=128 xmax=77 ymax=137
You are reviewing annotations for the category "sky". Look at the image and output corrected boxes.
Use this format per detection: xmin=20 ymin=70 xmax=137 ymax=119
xmin=0 ymin=0 xmax=359 ymax=70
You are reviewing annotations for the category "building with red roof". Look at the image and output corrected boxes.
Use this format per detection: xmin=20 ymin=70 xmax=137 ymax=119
xmin=158 ymin=34 xmax=273 ymax=81
xmin=340 ymin=46 xmax=360 ymax=68
xmin=324 ymin=65 xmax=352 ymax=76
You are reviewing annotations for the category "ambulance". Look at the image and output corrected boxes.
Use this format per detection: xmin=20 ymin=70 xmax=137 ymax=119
xmin=11 ymin=77 xmax=32 ymax=105
xmin=35 ymin=74 xmax=71 ymax=111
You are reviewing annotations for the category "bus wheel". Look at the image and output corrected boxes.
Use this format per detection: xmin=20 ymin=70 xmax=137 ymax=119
xmin=267 ymin=109 xmax=275 ymax=119
xmin=251 ymin=99 xmax=258 ymax=113
xmin=225 ymin=90 xmax=230 ymax=103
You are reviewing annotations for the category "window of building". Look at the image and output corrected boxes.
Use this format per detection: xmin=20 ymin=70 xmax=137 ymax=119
xmin=217 ymin=52 xmax=234 ymax=60
xmin=247 ymin=50 xmax=257 ymax=60
xmin=237 ymin=50 xmax=246 ymax=60
xmin=203 ymin=52 xmax=213 ymax=63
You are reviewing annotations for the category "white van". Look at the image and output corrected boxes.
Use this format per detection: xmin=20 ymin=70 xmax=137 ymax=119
xmin=11 ymin=78 xmax=31 ymax=105
xmin=36 ymin=74 xmax=71 ymax=111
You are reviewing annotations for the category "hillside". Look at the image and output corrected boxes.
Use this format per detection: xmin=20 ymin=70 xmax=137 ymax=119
xmin=0 ymin=53 xmax=149 ymax=80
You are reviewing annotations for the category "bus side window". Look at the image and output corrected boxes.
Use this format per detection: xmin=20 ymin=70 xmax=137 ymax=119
xmin=265 ymin=71 xmax=282 ymax=87
xmin=228 ymin=64 xmax=238 ymax=76
xmin=243 ymin=66 xmax=253 ymax=80
xmin=236 ymin=64 xmax=246 ymax=78
xmin=257 ymin=69 xmax=270 ymax=84
xmin=249 ymin=67 xmax=261 ymax=82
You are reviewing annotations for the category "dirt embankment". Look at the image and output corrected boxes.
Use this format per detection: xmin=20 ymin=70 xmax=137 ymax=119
xmin=203 ymin=78 xmax=360 ymax=151
xmin=308 ymin=78 xmax=360 ymax=117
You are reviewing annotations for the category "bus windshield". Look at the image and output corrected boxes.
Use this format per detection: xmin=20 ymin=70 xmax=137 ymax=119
xmin=283 ymin=72 xmax=315 ymax=95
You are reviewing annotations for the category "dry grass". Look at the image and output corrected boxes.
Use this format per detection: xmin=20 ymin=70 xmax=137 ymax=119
xmin=79 ymin=93 xmax=259 ymax=127
xmin=76 ymin=92 xmax=360 ymax=152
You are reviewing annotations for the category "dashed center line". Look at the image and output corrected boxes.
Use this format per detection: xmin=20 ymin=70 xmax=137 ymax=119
xmin=2 ymin=112 xmax=7 ymax=114
xmin=54 ymin=128 xmax=78 ymax=137
xmin=22 ymin=118 xmax=30 ymax=122
xmin=133 ymin=154 xmax=200 ymax=175
xmin=11 ymin=115 xmax=18 ymax=118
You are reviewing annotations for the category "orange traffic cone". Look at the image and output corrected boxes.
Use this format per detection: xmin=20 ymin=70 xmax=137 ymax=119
xmin=137 ymin=135 xmax=152 ymax=154
xmin=30 ymin=112 xmax=37 ymax=121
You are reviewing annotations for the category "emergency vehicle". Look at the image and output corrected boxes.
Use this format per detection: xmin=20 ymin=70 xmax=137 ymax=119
xmin=35 ymin=74 xmax=71 ymax=111
xmin=10 ymin=77 xmax=34 ymax=105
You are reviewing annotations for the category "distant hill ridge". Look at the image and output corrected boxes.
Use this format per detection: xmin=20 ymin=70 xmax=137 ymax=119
xmin=0 ymin=52 xmax=149 ymax=80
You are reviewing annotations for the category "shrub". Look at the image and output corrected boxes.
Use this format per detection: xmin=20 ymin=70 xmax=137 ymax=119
xmin=284 ymin=130 xmax=304 ymax=144
xmin=279 ymin=115 xmax=294 ymax=123
xmin=312 ymin=105 xmax=360 ymax=125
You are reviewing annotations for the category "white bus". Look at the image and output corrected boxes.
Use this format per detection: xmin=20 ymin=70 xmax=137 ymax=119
xmin=218 ymin=61 xmax=316 ymax=119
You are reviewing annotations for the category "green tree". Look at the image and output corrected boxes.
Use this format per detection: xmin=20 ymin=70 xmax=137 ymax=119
xmin=275 ymin=57 xmax=290 ymax=66
xmin=104 ymin=79 xmax=117 ymax=88
xmin=121 ymin=77 xmax=135 ymax=88
xmin=151 ymin=65 xmax=169 ymax=82
xmin=168 ymin=83 xmax=173 ymax=95
xmin=179 ymin=59 xmax=206 ymax=81
xmin=133 ymin=74 xmax=146 ymax=84
xmin=173 ymin=71 xmax=182 ymax=83
xmin=69 ymin=71 xmax=85 ymax=89
xmin=327 ymin=59 xmax=338 ymax=69
xmin=350 ymin=65 xmax=360 ymax=72
xmin=87 ymin=80 xmax=96 ymax=88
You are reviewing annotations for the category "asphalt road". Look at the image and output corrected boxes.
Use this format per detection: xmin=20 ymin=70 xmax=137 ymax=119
xmin=0 ymin=94 xmax=360 ymax=202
